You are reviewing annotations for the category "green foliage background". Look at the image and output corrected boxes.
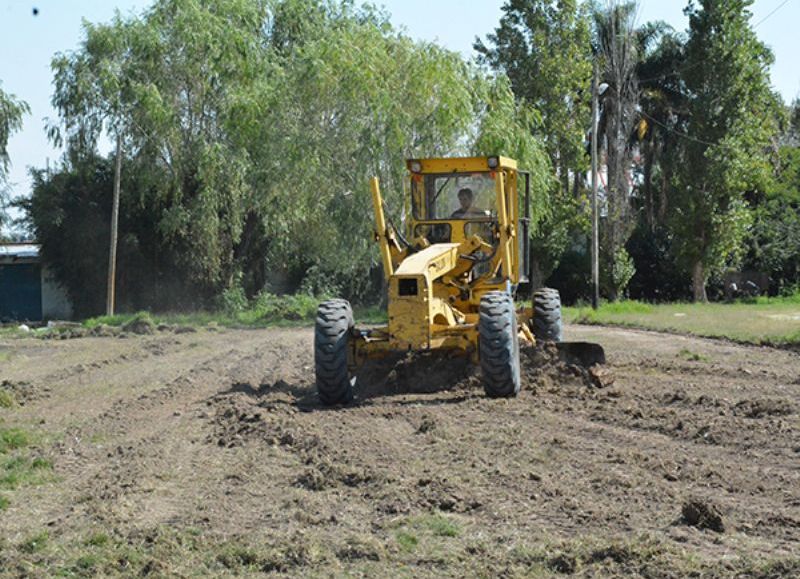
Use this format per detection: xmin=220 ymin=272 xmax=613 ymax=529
xmin=6 ymin=0 xmax=799 ymax=312
xmin=24 ymin=0 xmax=551 ymax=315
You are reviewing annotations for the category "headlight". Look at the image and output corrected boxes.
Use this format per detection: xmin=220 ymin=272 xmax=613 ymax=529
xmin=487 ymin=156 xmax=499 ymax=169
xmin=409 ymin=160 xmax=422 ymax=173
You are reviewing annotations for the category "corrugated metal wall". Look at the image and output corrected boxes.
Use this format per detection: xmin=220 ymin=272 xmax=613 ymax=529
xmin=0 ymin=263 xmax=43 ymax=321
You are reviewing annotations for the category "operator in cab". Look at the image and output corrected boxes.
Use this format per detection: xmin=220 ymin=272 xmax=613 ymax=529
xmin=450 ymin=187 xmax=485 ymax=219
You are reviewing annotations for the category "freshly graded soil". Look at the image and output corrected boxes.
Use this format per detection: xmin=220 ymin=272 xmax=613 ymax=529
xmin=0 ymin=325 xmax=797 ymax=576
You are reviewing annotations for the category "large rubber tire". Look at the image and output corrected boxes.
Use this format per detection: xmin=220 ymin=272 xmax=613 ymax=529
xmin=532 ymin=287 xmax=563 ymax=342
xmin=479 ymin=291 xmax=521 ymax=398
xmin=314 ymin=299 xmax=355 ymax=406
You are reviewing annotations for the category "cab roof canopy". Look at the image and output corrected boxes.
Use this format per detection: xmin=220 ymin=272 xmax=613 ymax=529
xmin=406 ymin=156 xmax=517 ymax=174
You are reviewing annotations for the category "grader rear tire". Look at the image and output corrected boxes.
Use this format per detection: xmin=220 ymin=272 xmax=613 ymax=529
xmin=314 ymin=299 xmax=355 ymax=405
xmin=532 ymin=287 xmax=563 ymax=342
xmin=479 ymin=291 xmax=521 ymax=398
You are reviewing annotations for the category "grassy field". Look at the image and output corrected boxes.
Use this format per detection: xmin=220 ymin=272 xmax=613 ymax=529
xmin=0 ymin=294 xmax=387 ymax=340
xmin=564 ymin=295 xmax=800 ymax=346
xmin=4 ymin=292 xmax=800 ymax=347
xmin=79 ymin=296 xmax=386 ymax=329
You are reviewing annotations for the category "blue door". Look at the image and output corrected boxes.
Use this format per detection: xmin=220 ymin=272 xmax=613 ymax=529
xmin=0 ymin=264 xmax=42 ymax=321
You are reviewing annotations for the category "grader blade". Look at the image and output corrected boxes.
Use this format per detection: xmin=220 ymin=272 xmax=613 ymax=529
xmin=556 ymin=341 xmax=606 ymax=367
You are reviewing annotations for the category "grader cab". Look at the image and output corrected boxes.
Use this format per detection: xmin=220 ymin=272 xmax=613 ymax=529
xmin=314 ymin=155 xmax=595 ymax=405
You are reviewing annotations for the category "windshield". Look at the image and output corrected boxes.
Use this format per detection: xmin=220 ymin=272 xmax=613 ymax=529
xmin=412 ymin=172 xmax=495 ymax=220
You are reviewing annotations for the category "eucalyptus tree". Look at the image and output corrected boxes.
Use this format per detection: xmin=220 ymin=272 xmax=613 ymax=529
xmin=475 ymin=0 xmax=593 ymax=288
xmin=0 ymin=84 xmax=29 ymax=230
xmin=49 ymin=0 xmax=274 ymax=298
xmin=475 ymin=0 xmax=592 ymax=195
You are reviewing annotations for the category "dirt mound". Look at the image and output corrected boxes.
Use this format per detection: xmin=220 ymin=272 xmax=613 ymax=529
xmin=520 ymin=342 xmax=613 ymax=391
xmin=89 ymin=324 xmax=121 ymax=338
xmin=732 ymin=398 xmax=794 ymax=418
xmin=0 ymin=379 xmax=50 ymax=406
xmin=682 ymin=498 xmax=725 ymax=532
xmin=122 ymin=316 xmax=156 ymax=335
xmin=42 ymin=326 xmax=89 ymax=339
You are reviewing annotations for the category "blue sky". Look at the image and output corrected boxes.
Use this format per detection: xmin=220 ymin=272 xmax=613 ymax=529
xmin=1 ymin=0 xmax=798 ymax=207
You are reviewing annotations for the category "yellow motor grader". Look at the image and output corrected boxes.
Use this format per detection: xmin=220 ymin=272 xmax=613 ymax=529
xmin=314 ymin=155 xmax=600 ymax=405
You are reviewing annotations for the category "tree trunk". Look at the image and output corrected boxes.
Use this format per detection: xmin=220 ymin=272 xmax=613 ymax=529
xmin=692 ymin=260 xmax=708 ymax=302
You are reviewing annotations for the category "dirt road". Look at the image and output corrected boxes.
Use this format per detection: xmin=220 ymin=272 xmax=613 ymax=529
xmin=0 ymin=325 xmax=798 ymax=577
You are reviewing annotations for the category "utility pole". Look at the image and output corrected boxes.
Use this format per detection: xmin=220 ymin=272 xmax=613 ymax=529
xmin=106 ymin=133 xmax=122 ymax=316
xmin=591 ymin=60 xmax=600 ymax=310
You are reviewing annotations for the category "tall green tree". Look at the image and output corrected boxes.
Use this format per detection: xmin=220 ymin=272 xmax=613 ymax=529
xmin=475 ymin=0 xmax=592 ymax=288
xmin=247 ymin=2 xmax=478 ymax=299
xmin=475 ymin=0 xmax=592 ymax=194
xmin=50 ymin=0 xmax=270 ymax=299
xmin=635 ymin=23 xmax=686 ymax=231
xmin=473 ymin=75 xmax=555 ymax=230
xmin=35 ymin=0 xmax=501 ymax=310
xmin=0 ymin=83 xmax=29 ymax=232
xmin=670 ymin=0 xmax=779 ymax=301
xmin=745 ymin=144 xmax=800 ymax=294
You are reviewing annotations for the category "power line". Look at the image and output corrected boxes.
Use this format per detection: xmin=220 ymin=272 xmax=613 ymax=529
xmin=754 ymin=0 xmax=792 ymax=28
xmin=639 ymin=109 xmax=730 ymax=149
xmin=637 ymin=0 xmax=791 ymax=85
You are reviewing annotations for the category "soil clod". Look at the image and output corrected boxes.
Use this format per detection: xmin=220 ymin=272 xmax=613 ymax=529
xmin=682 ymin=498 xmax=725 ymax=532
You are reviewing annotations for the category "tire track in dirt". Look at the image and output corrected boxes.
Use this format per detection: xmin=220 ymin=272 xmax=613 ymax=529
xmin=56 ymin=331 xmax=312 ymax=534
xmin=0 ymin=333 xmax=203 ymax=422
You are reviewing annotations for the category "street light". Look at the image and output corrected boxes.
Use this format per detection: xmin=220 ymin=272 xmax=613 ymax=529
xmin=591 ymin=62 xmax=608 ymax=310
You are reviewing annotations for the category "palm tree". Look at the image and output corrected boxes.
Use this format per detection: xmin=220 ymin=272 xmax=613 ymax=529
xmin=592 ymin=0 xmax=640 ymax=300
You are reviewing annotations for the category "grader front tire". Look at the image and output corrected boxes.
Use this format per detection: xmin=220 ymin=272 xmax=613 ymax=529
xmin=479 ymin=291 xmax=521 ymax=398
xmin=532 ymin=287 xmax=563 ymax=343
xmin=314 ymin=299 xmax=355 ymax=406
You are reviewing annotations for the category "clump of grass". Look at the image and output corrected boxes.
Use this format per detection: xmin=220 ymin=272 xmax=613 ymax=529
xmin=82 ymin=313 xmax=139 ymax=328
xmin=214 ymin=535 xmax=330 ymax=573
xmin=74 ymin=553 xmax=100 ymax=572
xmin=0 ymin=428 xmax=53 ymax=511
xmin=62 ymin=531 xmax=145 ymax=576
xmin=0 ymin=455 xmax=54 ymax=490
xmin=84 ymin=532 xmax=110 ymax=548
xmin=216 ymin=545 xmax=262 ymax=570
xmin=421 ymin=514 xmax=461 ymax=537
xmin=0 ymin=390 xmax=15 ymax=409
xmin=0 ymin=427 xmax=29 ymax=453
xmin=121 ymin=312 xmax=157 ymax=335
xmin=19 ymin=530 xmax=49 ymax=554
xmin=81 ymin=293 xmax=332 ymax=330
xmin=392 ymin=513 xmax=462 ymax=554
xmin=598 ymin=300 xmax=654 ymax=315
xmin=395 ymin=531 xmax=418 ymax=553
xmin=677 ymin=348 xmax=710 ymax=362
